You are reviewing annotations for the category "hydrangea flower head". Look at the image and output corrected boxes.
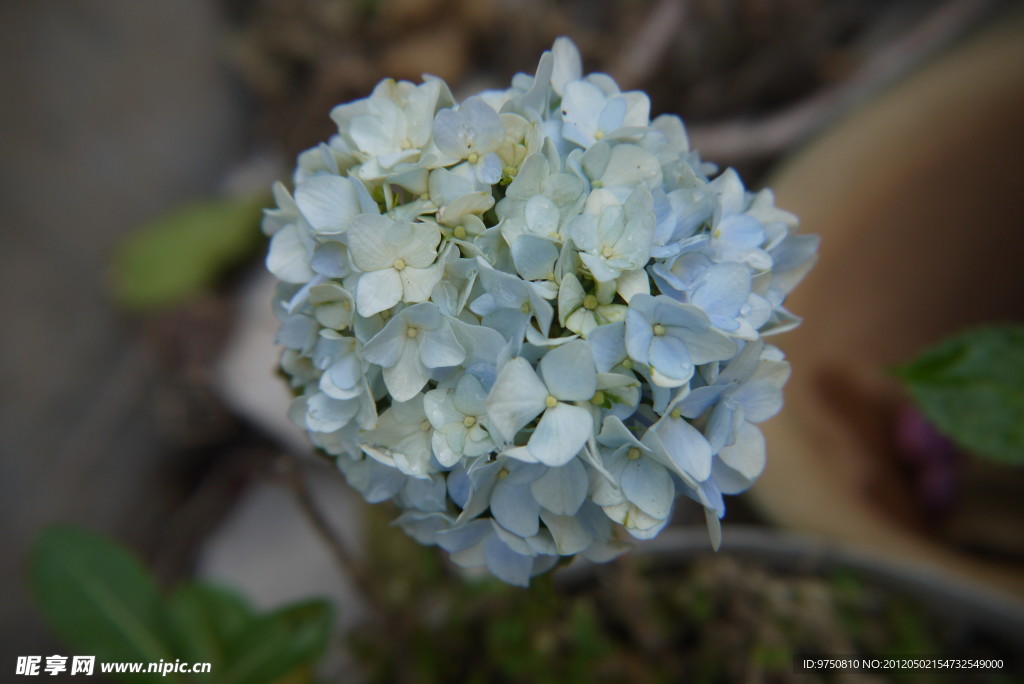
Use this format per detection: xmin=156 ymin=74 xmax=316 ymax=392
xmin=265 ymin=38 xmax=818 ymax=586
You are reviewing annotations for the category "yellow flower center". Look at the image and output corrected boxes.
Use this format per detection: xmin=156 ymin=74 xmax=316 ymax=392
xmin=545 ymin=395 xmax=558 ymax=408
xmin=463 ymin=415 xmax=477 ymax=428
xmin=583 ymin=294 xmax=598 ymax=310
xmin=601 ymin=246 xmax=614 ymax=258
xmin=621 ymin=359 xmax=633 ymax=370
xmin=594 ymin=130 xmax=604 ymax=140
xmin=653 ymin=324 xmax=666 ymax=336
xmin=498 ymin=468 xmax=510 ymax=480
xmin=670 ymin=408 xmax=682 ymax=420
xmin=590 ymin=390 xmax=605 ymax=406
xmin=628 ymin=448 xmax=641 ymax=461
xmin=393 ymin=258 xmax=406 ymax=271
xmin=400 ymin=138 xmax=413 ymax=150
xmin=520 ymin=302 xmax=531 ymax=314
xmin=421 ymin=420 xmax=431 ymax=431
xmin=467 ymin=152 xmax=479 ymax=164
xmin=591 ymin=180 xmax=604 ymax=189
xmin=453 ymin=225 xmax=467 ymax=240
xmin=406 ymin=327 xmax=419 ymax=338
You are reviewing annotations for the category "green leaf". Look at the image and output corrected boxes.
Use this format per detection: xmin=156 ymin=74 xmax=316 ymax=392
xmin=218 ymin=600 xmax=333 ymax=684
xmin=896 ymin=324 xmax=1024 ymax=464
xmin=111 ymin=195 xmax=267 ymax=311
xmin=30 ymin=526 xmax=177 ymax=682
xmin=163 ymin=583 xmax=254 ymax=671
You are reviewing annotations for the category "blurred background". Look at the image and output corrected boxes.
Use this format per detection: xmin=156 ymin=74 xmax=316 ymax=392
xmin=2 ymin=0 xmax=1023 ymax=680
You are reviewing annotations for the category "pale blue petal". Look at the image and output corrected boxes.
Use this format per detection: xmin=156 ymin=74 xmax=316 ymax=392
xmin=453 ymin=374 xmax=489 ymax=415
xmin=447 ymin=466 xmax=471 ymax=508
xmin=648 ymin=416 xmax=712 ymax=482
xmin=394 ymin=512 xmax=452 ymax=545
xmin=436 ymin=519 xmax=491 ymax=553
xmin=676 ymin=385 xmax=728 ymax=419
xmin=624 ymin=308 xmax=654 ymax=364
xmin=483 ymin=533 xmax=534 ymax=586
xmin=449 ymin=317 xmax=506 ymax=366
xmin=527 ymin=403 xmax=591 ymax=467
xmin=598 ymin=96 xmax=627 ymax=134
xmin=596 ymin=414 xmax=647 ymax=450
xmin=382 ymin=342 xmax=429 ymax=402
xmin=512 ymin=235 xmax=559 ymax=281
xmin=485 ymin=357 xmax=548 ymax=441
xmin=490 ymin=481 xmax=540 ymax=537
xmin=733 ymin=378 xmax=783 ymax=422
xmin=305 ymin=393 xmax=358 ymax=433
xmin=538 ymin=510 xmax=593 ymax=555
xmin=648 ymin=334 xmax=693 ymax=384
xmin=717 ymin=421 xmax=765 ymax=490
xmin=692 ymin=262 xmax=750 ymax=322
xmin=530 ymin=458 xmax=588 ymax=516
xmin=361 ymin=316 xmax=407 ymax=368
xmin=539 ymin=340 xmax=597 ymax=401
xmin=475 ymin=153 xmax=502 ymax=184
xmin=717 ymin=214 xmax=764 ymax=248
xmin=419 ymin=321 xmax=466 ymax=369
xmin=674 ymin=326 xmax=737 ymax=366
xmin=587 ymin=321 xmax=627 ymax=372
xmin=620 ymin=456 xmax=674 ymax=519
xmin=310 ymin=242 xmax=349 ymax=278
xmin=402 ymin=474 xmax=448 ymax=513
xmin=705 ymin=400 xmax=736 ymax=455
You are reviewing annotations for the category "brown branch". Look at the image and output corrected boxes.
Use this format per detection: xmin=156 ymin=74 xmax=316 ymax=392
xmin=609 ymin=0 xmax=690 ymax=90
xmin=687 ymin=0 xmax=999 ymax=163
xmin=277 ymin=453 xmax=387 ymax=615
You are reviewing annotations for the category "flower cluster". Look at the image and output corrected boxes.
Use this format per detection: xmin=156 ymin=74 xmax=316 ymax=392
xmin=264 ymin=38 xmax=818 ymax=585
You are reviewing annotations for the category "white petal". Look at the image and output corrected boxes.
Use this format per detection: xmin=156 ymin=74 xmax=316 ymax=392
xmin=524 ymin=194 xmax=560 ymax=237
xmin=551 ymin=37 xmax=582 ymax=96
xmin=295 ymin=175 xmax=360 ymax=234
xmin=348 ymin=215 xmax=400 ymax=271
xmin=356 ymin=268 xmax=403 ymax=317
xmin=400 ymin=262 xmax=443 ymax=303
xmin=399 ymin=222 xmax=441 ymax=268
xmin=266 ymin=224 xmax=314 ymax=284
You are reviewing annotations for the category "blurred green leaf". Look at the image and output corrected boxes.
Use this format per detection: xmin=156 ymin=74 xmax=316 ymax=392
xmin=896 ymin=324 xmax=1024 ymax=464
xmin=32 ymin=526 xmax=334 ymax=684
xmin=219 ymin=600 xmax=333 ymax=684
xmin=111 ymin=195 xmax=266 ymax=311
xmin=30 ymin=526 xmax=177 ymax=683
xmin=163 ymin=583 xmax=254 ymax=671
